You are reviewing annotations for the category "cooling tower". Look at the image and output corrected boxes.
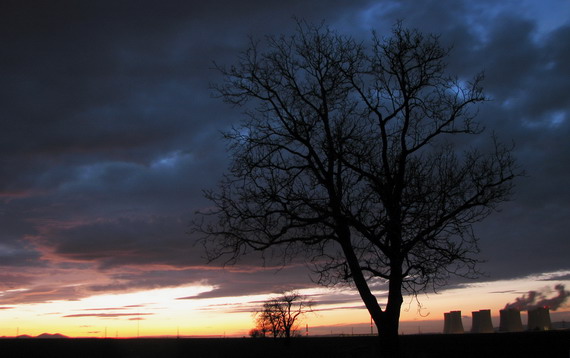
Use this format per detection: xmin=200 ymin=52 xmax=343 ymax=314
xmin=471 ymin=309 xmax=494 ymax=333
xmin=527 ymin=307 xmax=551 ymax=331
xmin=499 ymin=308 xmax=523 ymax=332
xmin=443 ymin=311 xmax=464 ymax=334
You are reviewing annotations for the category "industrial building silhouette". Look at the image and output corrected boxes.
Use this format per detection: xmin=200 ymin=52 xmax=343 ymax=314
xmin=443 ymin=307 xmax=552 ymax=333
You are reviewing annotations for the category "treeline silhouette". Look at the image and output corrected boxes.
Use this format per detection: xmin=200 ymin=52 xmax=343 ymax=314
xmin=0 ymin=331 xmax=568 ymax=358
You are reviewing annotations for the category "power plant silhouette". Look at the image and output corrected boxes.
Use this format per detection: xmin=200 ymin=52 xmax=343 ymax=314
xmin=443 ymin=307 xmax=553 ymax=333
xmin=499 ymin=308 xmax=523 ymax=332
xmin=471 ymin=309 xmax=494 ymax=333
xmin=527 ymin=307 xmax=552 ymax=331
xmin=443 ymin=311 xmax=464 ymax=334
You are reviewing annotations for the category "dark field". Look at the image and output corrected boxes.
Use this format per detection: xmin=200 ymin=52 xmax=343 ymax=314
xmin=1 ymin=331 xmax=569 ymax=358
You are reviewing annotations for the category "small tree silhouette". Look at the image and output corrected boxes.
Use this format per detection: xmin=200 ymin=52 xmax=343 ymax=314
xmin=253 ymin=291 xmax=312 ymax=339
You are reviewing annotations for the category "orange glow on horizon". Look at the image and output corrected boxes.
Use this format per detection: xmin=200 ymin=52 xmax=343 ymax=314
xmin=0 ymin=272 xmax=568 ymax=338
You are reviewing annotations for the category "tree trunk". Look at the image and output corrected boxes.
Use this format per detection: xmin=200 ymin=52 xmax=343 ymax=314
xmin=379 ymin=267 xmax=403 ymax=335
xmin=339 ymin=225 xmax=404 ymax=357
xmin=339 ymin=236 xmax=384 ymax=321
xmin=376 ymin=267 xmax=404 ymax=357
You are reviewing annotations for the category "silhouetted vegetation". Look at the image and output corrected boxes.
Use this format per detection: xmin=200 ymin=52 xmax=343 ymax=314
xmin=197 ymin=20 xmax=521 ymax=356
xmin=251 ymin=291 xmax=312 ymax=339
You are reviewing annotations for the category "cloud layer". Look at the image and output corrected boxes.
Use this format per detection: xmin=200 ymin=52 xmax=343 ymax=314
xmin=1 ymin=0 xmax=569 ymax=306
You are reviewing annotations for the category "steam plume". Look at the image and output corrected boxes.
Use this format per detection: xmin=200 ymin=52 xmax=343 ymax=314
xmin=504 ymin=284 xmax=570 ymax=311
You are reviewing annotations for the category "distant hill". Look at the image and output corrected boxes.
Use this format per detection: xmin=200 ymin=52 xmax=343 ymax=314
xmin=36 ymin=333 xmax=69 ymax=339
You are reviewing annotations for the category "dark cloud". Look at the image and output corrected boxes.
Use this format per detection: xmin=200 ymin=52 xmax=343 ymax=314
xmin=39 ymin=216 xmax=199 ymax=268
xmin=0 ymin=0 xmax=568 ymax=305
xmin=188 ymin=289 xmax=371 ymax=315
xmin=86 ymin=268 xmax=209 ymax=293
xmin=0 ymin=285 xmax=83 ymax=305
xmin=541 ymin=273 xmax=570 ymax=282
xmin=178 ymin=264 xmax=316 ymax=300
xmin=0 ymin=272 xmax=37 ymax=291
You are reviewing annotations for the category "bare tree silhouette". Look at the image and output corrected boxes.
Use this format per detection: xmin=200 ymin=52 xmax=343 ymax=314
xmin=196 ymin=21 xmax=520 ymax=354
xmin=253 ymin=291 xmax=311 ymax=339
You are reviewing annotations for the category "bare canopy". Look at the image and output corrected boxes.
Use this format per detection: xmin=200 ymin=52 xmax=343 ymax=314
xmin=197 ymin=21 xmax=519 ymax=341
xmin=253 ymin=291 xmax=312 ymax=339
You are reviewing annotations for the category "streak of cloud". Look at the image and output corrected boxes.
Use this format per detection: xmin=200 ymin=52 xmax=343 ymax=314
xmin=64 ymin=313 xmax=154 ymax=318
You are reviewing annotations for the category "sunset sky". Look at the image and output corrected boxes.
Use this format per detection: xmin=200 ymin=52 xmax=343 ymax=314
xmin=1 ymin=0 xmax=569 ymax=338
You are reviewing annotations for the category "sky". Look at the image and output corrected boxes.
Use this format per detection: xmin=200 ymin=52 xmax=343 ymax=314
xmin=1 ymin=0 xmax=569 ymax=338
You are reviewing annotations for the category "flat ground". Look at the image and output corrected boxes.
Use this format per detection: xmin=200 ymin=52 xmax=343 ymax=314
xmin=0 ymin=330 xmax=568 ymax=358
